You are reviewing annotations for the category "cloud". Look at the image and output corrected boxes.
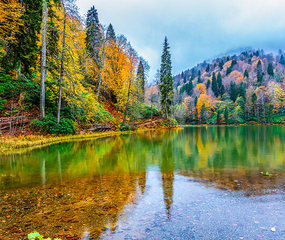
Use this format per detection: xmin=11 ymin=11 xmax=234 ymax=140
xmin=76 ymin=0 xmax=285 ymax=82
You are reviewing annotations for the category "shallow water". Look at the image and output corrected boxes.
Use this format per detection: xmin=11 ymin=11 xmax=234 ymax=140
xmin=1 ymin=126 xmax=285 ymax=239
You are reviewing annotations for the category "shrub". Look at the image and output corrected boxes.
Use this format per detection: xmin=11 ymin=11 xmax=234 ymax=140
xmin=0 ymin=97 xmax=7 ymax=112
xmin=157 ymin=118 xmax=178 ymax=127
xmin=31 ymin=115 xmax=76 ymax=135
xmin=138 ymin=104 xmax=161 ymax=118
xmin=0 ymin=73 xmax=40 ymax=110
xmin=120 ymin=124 xmax=131 ymax=131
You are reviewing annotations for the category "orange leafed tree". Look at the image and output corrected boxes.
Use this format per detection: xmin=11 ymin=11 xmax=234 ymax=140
xmin=197 ymin=83 xmax=206 ymax=94
xmin=196 ymin=94 xmax=215 ymax=119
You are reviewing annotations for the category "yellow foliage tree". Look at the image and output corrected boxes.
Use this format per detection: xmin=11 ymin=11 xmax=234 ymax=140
xmin=0 ymin=0 xmax=23 ymax=44
xmin=196 ymin=94 xmax=215 ymax=119
xmin=197 ymin=83 xmax=206 ymax=94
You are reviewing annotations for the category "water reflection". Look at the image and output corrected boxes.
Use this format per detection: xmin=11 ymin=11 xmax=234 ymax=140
xmin=1 ymin=126 xmax=285 ymax=238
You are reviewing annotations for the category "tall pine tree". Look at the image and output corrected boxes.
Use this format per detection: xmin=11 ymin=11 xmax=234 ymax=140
xmin=267 ymin=62 xmax=274 ymax=76
xmin=106 ymin=23 xmax=116 ymax=42
xmin=217 ymin=72 xmax=223 ymax=96
xmin=211 ymin=72 xmax=218 ymax=97
xmin=256 ymin=60 xmax=263 ymax=84
xmin=85 ymin=6 xmax=103 ymax=64
xmin=137 ymin=60 xmax=145 ymax=102
xmin=85 ymin=6 xmax=105 ymax=100
xmin=159 ymin=37 xmax=173 ymax=118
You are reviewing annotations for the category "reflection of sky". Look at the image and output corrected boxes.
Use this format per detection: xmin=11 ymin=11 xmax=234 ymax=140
xmin=77 ymin=0 xmax=285 ymax=82
xmin=102 ymin=172 xmax=285 ymax=239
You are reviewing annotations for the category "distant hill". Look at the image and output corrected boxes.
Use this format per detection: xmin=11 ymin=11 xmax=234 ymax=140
xmin=168 ymin=49 xmax=285 ymax=124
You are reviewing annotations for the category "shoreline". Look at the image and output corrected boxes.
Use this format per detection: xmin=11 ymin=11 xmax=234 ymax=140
xmin=0 ymin=127 xmax=181 ymax=155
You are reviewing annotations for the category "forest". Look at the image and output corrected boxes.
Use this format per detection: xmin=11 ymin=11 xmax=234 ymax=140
xmin=1 ymin=0 xmax=285 ymax=138
xmin=159 ymin=49 xmax=285 ymax=125
xmin=0 ymin=0 xmax=167 ymax=136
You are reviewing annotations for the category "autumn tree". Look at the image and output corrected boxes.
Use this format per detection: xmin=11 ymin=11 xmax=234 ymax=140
xmin=159 ymin=37 xmax=173 ymax=118
xmin=57 ymin=0 xmax=82 ymax=124
xmin=0 ymin=0 xmax=42 ymax=76
xmin=0 ymin=0 xmax=23 ymax=72
xmin=200 ymin=104 xmax=207 ymax=123
xmin=122 ymin=44 xmax=139 ymax=126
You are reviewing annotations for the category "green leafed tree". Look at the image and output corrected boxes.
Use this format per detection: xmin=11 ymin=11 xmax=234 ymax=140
xmin=159 ymin=37 xmax=174 ymax=118
xmin=267 ymin=62 xmax=274 ymax=76
xmin=244 ymin=69 xmax=249 ymax=78
xmin=85 ymin=6 xmax=103 ymax=63
xmin=217 ymin=72 xmax=222 ymax=95
xmin=206 ymin=79 xmax=210 ymax=89
xmin=106 ymin=23 xmax=116 ymax=42
xmin=257 ymin=60 xmax=263 ymax=84
xmin=187 ymin=80 xmax=193 ymax=95
xmin=280 ymin=55 xmax=285 ymax=65
xmin=230 ymin=82 xmax=238 ymax=102
xmin=216 ymin=109 xmax=221 ymax=125
xmin=200 ymin=104 xmax=207 ymax=123
xmin=197 ymin=70 xmax=201 ymax=84
xmin=211 ymin=72 xmax=218 ymax=97
xmin=224 ymin=106 xmax=229 ymax=124
xmin=137 ymin=60 xmax=145 ymax=102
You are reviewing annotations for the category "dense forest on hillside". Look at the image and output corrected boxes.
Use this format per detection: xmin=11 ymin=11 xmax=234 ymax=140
xmin=1 ymin=0 xmax=285 ymax=137
xmin=151 ymin=49 xmax=285 ymax=125
xmin=0 ymin=0 xmax=163 ymax=135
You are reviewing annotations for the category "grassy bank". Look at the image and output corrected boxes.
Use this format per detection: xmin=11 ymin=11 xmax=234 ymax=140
xmin=0 ymin=128 xmax=161 ymax=154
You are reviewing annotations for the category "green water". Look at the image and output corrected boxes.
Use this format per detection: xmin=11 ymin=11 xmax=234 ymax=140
xmin=1 ymin=126 xmax=285 ymax=239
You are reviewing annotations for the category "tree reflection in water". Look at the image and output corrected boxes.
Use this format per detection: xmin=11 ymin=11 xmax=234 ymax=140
xmin=1 ymin=126 xmax=285 ymax=238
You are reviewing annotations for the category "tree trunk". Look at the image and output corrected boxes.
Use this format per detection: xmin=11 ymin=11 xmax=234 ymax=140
xmin=96 ymin=41 xmax=106 ymax=101
xmin=40 ymin=0 xmax=48 ymax=120
xmin=122 ymin=76 xmax=132 ymax=127
xmin=151 ymin=104 xmax=153 ymax=128
xmin=57 ymin=10 xmax=67 ymax=125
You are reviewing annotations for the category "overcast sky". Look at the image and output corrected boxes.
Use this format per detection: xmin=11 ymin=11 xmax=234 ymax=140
xmin=77 ymin=0 xmax=285 ymax=83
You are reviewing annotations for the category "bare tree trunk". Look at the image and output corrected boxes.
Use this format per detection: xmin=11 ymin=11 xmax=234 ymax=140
xmin=96 ymin=41 xmax=106 ymax=101
xmin=57 ymin=10 xmax=67 ymax=125
xmin=151 ymin=104 xmax=153 ymax=128
xmin=122 ymin=76 xmax=132 ymax=127
xmin=40 ymin=0 xmax=48 ymax=120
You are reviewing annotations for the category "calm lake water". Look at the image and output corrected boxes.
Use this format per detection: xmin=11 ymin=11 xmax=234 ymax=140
xmin=1 ymin=126 xmax=285 ymax=239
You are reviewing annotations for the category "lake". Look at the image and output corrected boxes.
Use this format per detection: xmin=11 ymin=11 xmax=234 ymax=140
xmin=1 ymin=126 xmax=285 ymax=239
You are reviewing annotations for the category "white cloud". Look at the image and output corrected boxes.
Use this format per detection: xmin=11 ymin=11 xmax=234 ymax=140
xmin=76 ymin=0 xmax=285 ymax=82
